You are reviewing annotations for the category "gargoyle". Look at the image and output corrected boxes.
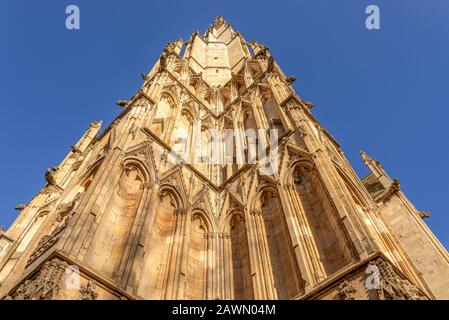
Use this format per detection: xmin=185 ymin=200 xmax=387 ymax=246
xmin=116 ymin=100 xmax=129 ymax=107
xmin=304 ymin=101 xmax=315 ymax=109
xmin=15 ymin=204 xmax=27 ymax=211
xmin=286 ymin=76 xmax=296 ymax=84
xmin=419 ymin=211 xmax=430 ymax=219
xmin=45 ymin=168 xmax=57 ymax=185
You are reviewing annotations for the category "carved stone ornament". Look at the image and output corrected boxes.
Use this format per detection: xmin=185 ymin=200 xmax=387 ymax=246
xmin=286 ymin=76 xmax=296 ymax=84
xmin=370 ymin=258 xmax=428 ymax=300
xmin=419 ymin=211 xmax=430 ymax=219
xmin=79 ymin=280 xmax=99 ymax=300
xmin=15 ymin=204 xmax=27 ymax=211
xmin=3 ymin=258 xmax=68 ymax=300
xmin=338 ymin=279 xmax=357 ymax=300
xmin=45 ymin=168 xmax=57 ymax=185
xmin=116 ymin=100 xmax=130 ymax=107
xmin=212 ymin=16 xmax=225 ymax=29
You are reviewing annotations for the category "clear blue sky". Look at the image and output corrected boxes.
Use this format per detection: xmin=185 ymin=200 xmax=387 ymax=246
xmin=1 ymin=1 xmax=448 ymax=249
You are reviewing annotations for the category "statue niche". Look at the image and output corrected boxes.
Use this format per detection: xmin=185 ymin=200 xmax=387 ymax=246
xmin=292 ymin=165 xmax=352 ymax=276
xmin=262 ymin=97 xmax=285 ymax=136
xmin=260 ymin=190 xmax=302 ymax=299
xmin=150 ymin=95 xmax=175 ymax=139
xmin=170 ymin=110 xmax=194 ymax=163
xmin=185 ymin=213 xmax=208 ymax=300
xmin=90 ymin=164 xmax=144 ymax=277
xmin=229 ymin=213 xmax=254 ymax=299
xmin=137 ymin=189 xmax=179 ymax=299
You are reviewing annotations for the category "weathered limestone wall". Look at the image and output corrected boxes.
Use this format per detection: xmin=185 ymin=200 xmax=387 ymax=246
xmin=379 ymin=193 xmax=449 ymax=299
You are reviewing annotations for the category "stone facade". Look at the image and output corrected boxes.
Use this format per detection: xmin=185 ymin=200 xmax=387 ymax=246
xmin=0 ymin=17 xmax=448 ymax=300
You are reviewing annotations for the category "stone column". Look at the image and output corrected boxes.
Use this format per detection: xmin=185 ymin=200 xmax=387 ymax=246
xmin=244 ymin=209 xmax=268 ymax=299
xmin=164 ymin=207 xmax=187 ymax=299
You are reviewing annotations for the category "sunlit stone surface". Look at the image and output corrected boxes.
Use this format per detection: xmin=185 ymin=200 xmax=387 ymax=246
xmin=1 ymin=17 xmax=448 ymax=300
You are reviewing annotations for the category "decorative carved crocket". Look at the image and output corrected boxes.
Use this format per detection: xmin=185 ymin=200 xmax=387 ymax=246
xmin=4 ymin=258 xmax=68 ymax=300
xmin=370 ymin=258 xmax=427 ymax=300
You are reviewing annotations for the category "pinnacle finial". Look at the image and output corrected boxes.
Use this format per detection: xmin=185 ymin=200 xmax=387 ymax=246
xmin=360 ymin=150 xmax=369 ymax=161
xmin=211 ymin=15 xmax=226 ymax=29
xmin=360 ymin=150 xmax=372 ymax=160
xmin=360 ymin=150 xmax=382 ymax=168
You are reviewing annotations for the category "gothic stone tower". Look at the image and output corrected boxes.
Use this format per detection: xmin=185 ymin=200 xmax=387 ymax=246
xmin=1 ymin=16 xmax=448 ymax=300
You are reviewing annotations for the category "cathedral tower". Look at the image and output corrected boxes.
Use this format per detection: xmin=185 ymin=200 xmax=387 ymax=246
xmin=1 ymin=17 xmax=448 ymax=300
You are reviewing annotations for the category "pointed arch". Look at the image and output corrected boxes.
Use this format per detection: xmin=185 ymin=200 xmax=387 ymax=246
xmin=287 ymin=161 xmax=353 ymax=275
xmin=170 ymin=108 xmax=195 ymax=162
xmin=185 ymin=209 xmax=209 ymax=300
xmin=122 ymin=157 xmax=151 ymax=185
xmin=137 ymin=186 xmax=181 ymax=299
xmin=252 ymin=186 xmax=303 ymax=299
xmin=150 ymin=92 xmax=177 ymax=138
xmin=223 ymin=209 xmax=254 ymax=299
xmin=159 ymin=182 xmax=188 ymax=210
xmin=89 ymin=163 xmax=145 ymax=278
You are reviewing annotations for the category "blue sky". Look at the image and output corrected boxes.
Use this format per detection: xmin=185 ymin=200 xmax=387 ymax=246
xmin=1 ymin=0 xmax=448 ymax=249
